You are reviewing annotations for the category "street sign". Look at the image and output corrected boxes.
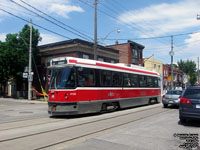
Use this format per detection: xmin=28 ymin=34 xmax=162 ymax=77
xmin=23 ymin=72 xmax=28 ymax=78
xmin=28 ymin=74 xmax=33 ymax=82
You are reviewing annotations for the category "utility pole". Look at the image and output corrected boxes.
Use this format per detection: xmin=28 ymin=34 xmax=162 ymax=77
xmin=28 ymin=19 xmax=32 ymax=100
xmin=94 ymin=0 xmax=98 ymax=60
xmin=169 ymin=35 xmax=174 ymax=90
xmin=198 ymin=57 xmax=199 ymax=84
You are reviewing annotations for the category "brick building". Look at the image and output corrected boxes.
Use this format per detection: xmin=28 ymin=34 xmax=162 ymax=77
xmin=108 ymin=40 xmax=144 ymax=65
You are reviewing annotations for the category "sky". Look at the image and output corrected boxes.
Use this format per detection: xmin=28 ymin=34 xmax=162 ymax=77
xmin=0 ymin=0 xmax=200 ymax=65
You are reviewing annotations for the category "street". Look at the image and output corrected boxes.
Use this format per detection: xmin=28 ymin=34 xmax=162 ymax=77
xmin=0 ymin=98 xmax=199 ymax=150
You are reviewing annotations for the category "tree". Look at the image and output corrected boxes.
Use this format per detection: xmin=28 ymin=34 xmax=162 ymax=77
xmin=178 ymin=59 xmax=197 ymax=85
xmin=0 ymin=24 xmax=42 ymax=95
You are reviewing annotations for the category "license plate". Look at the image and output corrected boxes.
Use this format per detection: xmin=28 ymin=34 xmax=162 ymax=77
xmin=51 ymin=106 xmax=56 ymax=112
xmin=169 ymin=101 xmax=173 ymax=103
xmin=168 ymin=96 xmax=172 ymax=98
xmin=196 ymin=104 xmax=200 ymax=108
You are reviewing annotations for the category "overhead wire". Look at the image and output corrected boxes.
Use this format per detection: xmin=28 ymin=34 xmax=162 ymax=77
xmin=0 ymin=8 xmax=71 ymax=39
xmin=0 ymin=3 xmax=37 ymax=18
xmin=78 ymin=0 xmax=173 ymax=47
xmin=10 ymin=0 xmax=93 ymax=42
xmin=18 ymin=0 xmax=94 ymax=42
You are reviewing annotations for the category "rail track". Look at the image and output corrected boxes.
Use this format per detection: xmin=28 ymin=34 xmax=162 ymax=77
xmin=0 ymin=104 xmax=174 ymax=150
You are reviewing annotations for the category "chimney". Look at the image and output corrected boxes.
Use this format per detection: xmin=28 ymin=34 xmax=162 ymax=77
xmin=115 ymin=40 xmax=119 ymax=45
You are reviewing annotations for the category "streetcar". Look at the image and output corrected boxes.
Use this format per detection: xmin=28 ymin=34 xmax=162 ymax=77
xmin=48 ymin=57 xmax=161 ymax=116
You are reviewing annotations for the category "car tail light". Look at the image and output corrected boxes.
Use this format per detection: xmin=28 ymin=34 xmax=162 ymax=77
xmin=180 ymin=97 xmax=191 ymax=104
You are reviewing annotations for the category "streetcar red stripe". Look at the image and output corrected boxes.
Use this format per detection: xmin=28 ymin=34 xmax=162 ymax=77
xmin=69 ymin=59 xmax=158 ymax=76
xmin=69 ymin=59 xmax=77 ymax=63
xmin=96 ymin=62 xmax=158 ymax=75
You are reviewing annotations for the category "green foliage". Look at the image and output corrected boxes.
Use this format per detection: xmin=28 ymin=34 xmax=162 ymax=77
xmin=178 ymin=59 xmax=197 ymax=85
xmin=0 ymin=24 xmax=42 ymax=89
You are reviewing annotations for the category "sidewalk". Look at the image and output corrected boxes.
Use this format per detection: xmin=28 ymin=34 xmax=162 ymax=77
xmin=0 ymin=97 xmax=47 ymax=104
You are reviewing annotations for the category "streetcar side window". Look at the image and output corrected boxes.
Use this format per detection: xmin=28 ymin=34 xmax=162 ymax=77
xmin=146 ymin=77 xmax=153 ymax=87
xmin=77 ymin=68 xmax=95 ymax=87
xmin=131 ymin=74 xmax=139 ymax=87
xmin=139 ymin=75 xmax=146 ymax=87
xmin=100 ymin=70 xmax=112 ymax=86
xmin=123 ymin=73 xmax=131 ymax=87
xmin=112 ymin=72 xmax=122 ymax=87
xmin=158 ymin=78 xmax=161 ymax=88
xmin=153 ymin=78 xmax=158 ymax=87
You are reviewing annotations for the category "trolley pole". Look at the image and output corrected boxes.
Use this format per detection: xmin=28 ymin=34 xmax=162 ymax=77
xmin=169 ymin=35 xmax=174 ymax=90
xmin=94 ymin=0 xmax=98 ymax=60
xmin=28 ymin=19 xmax=32 ymax=100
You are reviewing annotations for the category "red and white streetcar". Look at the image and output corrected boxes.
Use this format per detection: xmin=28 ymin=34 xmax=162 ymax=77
xmin=48 ymin=57 xmax=161 ymax=115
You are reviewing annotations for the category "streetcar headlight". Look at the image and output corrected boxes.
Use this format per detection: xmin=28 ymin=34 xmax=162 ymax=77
xmin=51 ymin=93 xmax=55 ymax=99
xmin=65 ymin=93 xmax=68 ymax=100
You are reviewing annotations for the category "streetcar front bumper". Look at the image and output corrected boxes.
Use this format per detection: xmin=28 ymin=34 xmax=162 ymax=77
xmin=48 ymin=102 xmax=78 ymax=115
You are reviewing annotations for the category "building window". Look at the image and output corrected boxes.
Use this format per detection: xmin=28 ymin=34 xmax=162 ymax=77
xmin=111 ymin=60 xmax=115 ymax=63
xmin=154 ymin=64 xmax=156 ymax=70
xmin=158 ymin=65 xmax=160 ymax=72
xmin=138 ymin=50 xmax=142 ymax=61
xmin=132 ymin=48 xmax=137 ymax=65
xmin=98 ymin=57 xmax=104 ymax=62
xmin=83 ymin=54 xmax=89 ymax=59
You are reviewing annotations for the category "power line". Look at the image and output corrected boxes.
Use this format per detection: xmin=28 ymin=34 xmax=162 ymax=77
xmin=105 ymin=30 xmax=200 ymax=41
xmin=10 ymin=0 xmax=92 ymax=41
xmin=78 ymin=0 xmax=172 ymax=47
xmin=18 ymin=0 xmax=93 ymax=41
xmin=0 ymin=3 xmax=37 ymax=18
xmin=0 ymin=8 xmax=71 ymax=39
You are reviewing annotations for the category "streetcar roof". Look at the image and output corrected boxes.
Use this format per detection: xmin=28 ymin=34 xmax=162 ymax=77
xmin=49 ymin=57 xmax=160 ymax=77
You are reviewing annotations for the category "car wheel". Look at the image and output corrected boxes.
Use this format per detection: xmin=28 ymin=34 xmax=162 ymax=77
xmin=163 ymin=104 xmax=168 ymax=108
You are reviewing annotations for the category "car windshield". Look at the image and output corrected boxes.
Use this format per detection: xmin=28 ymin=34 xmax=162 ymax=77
xmin=166 ymin=90 xmax=182 ymax=95
xmin=183 ymin=88 xmax=200 ymax=99
xmin=49 ymin=67 xmax=76 ymax=89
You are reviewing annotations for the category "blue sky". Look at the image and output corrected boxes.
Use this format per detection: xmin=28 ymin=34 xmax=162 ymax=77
xmin=0 ymin=0 xmax=200 ymax=65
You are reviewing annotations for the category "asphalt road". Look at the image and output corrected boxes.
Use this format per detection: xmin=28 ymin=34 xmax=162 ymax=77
xmin=0 ymin=98 xmax=199 ymax=150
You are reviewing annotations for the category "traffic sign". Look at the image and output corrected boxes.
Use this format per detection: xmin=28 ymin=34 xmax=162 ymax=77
xmin=28 ymin=75 xmax=33 ymax=82
xmin=23 ymin=73 xmax=28 ymax=78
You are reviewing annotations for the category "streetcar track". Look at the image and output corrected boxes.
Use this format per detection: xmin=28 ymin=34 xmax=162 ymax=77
xmin=0 ymin=116 xmax=48 ymax=124
xmin=0 ymin=119 xmax=67 ymax=132
xmin=34 ymin=109 xmax=173 ymax=150
xmin=0 ymin=104 xmax=166 ymax=143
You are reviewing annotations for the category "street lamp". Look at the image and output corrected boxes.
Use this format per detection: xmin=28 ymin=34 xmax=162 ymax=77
xmin=101 ymin=29 xmax=120 ymax=43
xmin=197 ymin=14 xmax=200 ymax=20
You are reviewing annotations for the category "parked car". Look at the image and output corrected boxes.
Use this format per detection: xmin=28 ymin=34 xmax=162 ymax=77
xmin=162 ymin=90 xmax=183 ymax=108
xmin=179 ymin=86 xmax=200 ymax=123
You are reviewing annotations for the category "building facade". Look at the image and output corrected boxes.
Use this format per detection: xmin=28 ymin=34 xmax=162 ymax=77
xmin=108 ymin=40 xmax=144 ymax=65
xmin=144 ymin=58 xmax=163 ymax=75
xmin=40 ymin=39 xmax=119 ymax=67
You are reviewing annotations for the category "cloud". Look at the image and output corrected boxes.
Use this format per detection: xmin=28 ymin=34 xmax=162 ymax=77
xmin=49 ymin=4 xmax=84 ymax=18
xmin=0 ymin=0 xmax=84 ymax=19
xmin=39 ymin=33 xmax=63 ymax=45
xmin=118 ymin=0 xmax=200 ymax=37
xmin=0 ymin=33 xmax=6 ymax=41
xmin=174 ymin=32 xmax=200 ymax=62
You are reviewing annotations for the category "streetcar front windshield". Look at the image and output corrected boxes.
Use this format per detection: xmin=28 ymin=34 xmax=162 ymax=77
xmin=49 ymin=67 xmax=76 ymax=89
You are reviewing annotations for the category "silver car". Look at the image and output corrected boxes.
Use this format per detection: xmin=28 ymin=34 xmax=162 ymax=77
xmin=162 ymin=90 xmax=183 ymax=108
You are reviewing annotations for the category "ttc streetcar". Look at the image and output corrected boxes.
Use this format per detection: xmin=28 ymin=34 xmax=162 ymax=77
xmin=48 ymin=57 xmax=161 ymax=116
